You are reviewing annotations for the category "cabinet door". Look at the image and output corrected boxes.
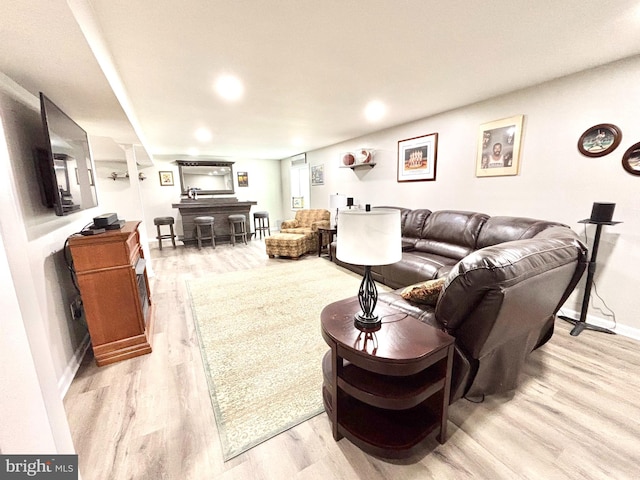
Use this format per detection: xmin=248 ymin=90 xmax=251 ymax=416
xmin=76 ymin=266 xmax=144 ymax=345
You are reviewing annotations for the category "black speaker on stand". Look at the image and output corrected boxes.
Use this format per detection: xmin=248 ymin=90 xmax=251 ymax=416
xmin=559 ymin=202 xmax=621 ymax=336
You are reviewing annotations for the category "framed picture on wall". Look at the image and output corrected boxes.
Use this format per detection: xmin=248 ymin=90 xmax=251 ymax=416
xmin=397 ymin=133 xmax=438 ymax=182
xmin=237 ymin=171 xmax=249 ymax=187
xmin=476 ymin=115 xmax=524 ymax=177
xmin=291 ymin=196 xmax=304 ymax=209
xmin=159 ymin=171 xmax=174 ymax=186
xmin=311 ymin=164 xmax=324 ymax=186
xmin=621 ymin=142 xmax=640 ymax=176
xmin=577 ymin=123 xmax=622 ymax=157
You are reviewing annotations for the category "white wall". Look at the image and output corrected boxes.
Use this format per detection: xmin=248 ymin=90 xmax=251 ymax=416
xmin=0 ymin=76 xmax=93 ymax=386
xmin=303 ymin=56 xmax=640 ymax=337
xmin=0 ymin=75 xmax=77 ymax=453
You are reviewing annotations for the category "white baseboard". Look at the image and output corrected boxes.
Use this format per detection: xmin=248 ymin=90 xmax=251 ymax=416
xmin=58 ymin=333 xmax=91 ymax=398
xmin=557 ymin=308 xmax=640 ymax=341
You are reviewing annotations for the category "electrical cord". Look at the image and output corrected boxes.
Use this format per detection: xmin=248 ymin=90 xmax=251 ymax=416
xmin=380 ymin=312 xmax=409 ymax=324
xmin=464 ymin=394 xmax=485 ymax=404
xmin=63 ymin=222 xmax=92 ymax=295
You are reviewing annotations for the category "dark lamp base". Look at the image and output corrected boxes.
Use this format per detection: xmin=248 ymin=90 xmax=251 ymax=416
xmin=354 ymin=313 xmax=381 ymax=332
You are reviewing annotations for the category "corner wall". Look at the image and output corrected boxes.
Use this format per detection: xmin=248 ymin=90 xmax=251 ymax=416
xmin=0 ymin=75 xmax=78 ymax=453
xmin=304 ymin=55 xmax=640 ymax=337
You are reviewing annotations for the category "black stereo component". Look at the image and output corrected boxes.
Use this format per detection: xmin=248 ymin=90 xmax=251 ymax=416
xmin=81 ymin=228 xmax=105 ymax=235
xmin=104 ymin=220 xmax=126 ymax=230
xmin=589 ymin=202 xmax=615 ymax=223
xmin=93 ymin=212 xmax=119 ymax=227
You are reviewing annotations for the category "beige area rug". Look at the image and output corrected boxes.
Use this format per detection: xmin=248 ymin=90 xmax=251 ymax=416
xmin=186 ymin=258 xmax=379 ymax=460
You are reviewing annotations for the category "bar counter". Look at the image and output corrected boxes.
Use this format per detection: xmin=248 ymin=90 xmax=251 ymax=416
xmin=172 ymin=197 xmax=257 ymax=245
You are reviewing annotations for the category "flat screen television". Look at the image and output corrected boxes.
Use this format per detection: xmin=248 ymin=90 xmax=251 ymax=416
xmin=35 ymin=92 xmax=98 ymax=216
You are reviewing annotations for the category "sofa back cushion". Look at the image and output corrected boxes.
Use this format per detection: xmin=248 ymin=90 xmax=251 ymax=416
xmin=403 ymin=208 xmax=432 ymax=238
xmin=375 ymin=207 xmax=431 ymax=239
xmin=414 ymin=210 xmax=489 ymax=260
xmin=476 ymin=216 xmax=568 ymax=249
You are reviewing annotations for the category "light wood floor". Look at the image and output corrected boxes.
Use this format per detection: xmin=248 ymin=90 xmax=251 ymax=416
xmin=64 ymin=239 xmax=640 ymax=480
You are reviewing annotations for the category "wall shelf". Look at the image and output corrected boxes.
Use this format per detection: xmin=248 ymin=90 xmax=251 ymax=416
xmin=341 ymin=162 xmax=376 ymax=170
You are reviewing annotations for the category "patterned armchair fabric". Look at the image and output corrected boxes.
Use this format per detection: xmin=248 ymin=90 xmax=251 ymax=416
xmin=280 ymin=209 xmax=331 ymax=252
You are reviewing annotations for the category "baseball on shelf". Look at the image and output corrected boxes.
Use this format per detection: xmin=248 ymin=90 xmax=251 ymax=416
xmin=342 ymin=153 xmax=355 ymax=165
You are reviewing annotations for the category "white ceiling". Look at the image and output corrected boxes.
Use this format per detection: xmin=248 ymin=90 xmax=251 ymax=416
xmin=2 ymin=0 xmax=640 ymax=162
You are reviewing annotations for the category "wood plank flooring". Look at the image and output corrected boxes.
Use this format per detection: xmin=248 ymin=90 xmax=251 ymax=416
xmin=63 ymin=239 xmax=640 ymax=479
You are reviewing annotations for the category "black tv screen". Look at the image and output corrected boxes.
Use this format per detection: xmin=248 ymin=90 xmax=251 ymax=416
xmin=37 ymin=92 xmax=98 ymax=216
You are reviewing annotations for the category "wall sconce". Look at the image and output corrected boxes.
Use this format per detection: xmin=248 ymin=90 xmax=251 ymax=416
xmin=110 ymin=171 xmax=129 ymax=181
xmin=138 ymin=172 xmax=146 ymax=181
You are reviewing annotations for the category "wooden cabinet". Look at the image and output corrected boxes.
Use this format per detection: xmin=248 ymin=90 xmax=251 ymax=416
xmin=68 ymin=221 xmax=154 ymax=366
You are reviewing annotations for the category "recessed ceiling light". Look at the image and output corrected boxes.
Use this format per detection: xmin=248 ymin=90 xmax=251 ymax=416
xmin=215 ymin=74 xmax=244 ymax=101
xmin=364 ymin=100 xmax=386 ymax=122
xmin=195 ymin=128 xmax=212 ymax=142
xmin=291 ymin=137 xmax=304 ymax=147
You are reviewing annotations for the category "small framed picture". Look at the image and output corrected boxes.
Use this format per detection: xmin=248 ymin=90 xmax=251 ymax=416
xmin=311 ymin=164 xmax=324 ymax=186
xmin=397 ymin=133 xmax=438 ymax=182
xmin=621 ymin=142 xmax=640 ymax=176
xmin=291 ymin=196 xmax=304 ymax=209
xmin=237 ymin=171 xmax=249 ymax=187
xmin=159 ymin=171 xmax=174 ymax=186
xmin=578 ymin=123 xmax=622 ymax=157
xmin=476 ymin=115 xmax=524 ymax=177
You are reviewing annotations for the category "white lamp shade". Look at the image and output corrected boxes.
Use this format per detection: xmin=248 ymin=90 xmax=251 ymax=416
xmin=329 ymin=194 xmax=348 ymax=209
xmin=337 ymin=208 xmax=402 ymax=266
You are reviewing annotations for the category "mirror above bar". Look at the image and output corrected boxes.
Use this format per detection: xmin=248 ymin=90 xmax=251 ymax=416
xmin=176 ymin=159 xmax=235 ymax=196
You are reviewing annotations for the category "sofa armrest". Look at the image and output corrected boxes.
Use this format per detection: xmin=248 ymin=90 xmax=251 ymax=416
xmin=310 ymin=220 xmax=331 ymax=232
xmin=281 ymin=219 xmax=299 ymax=229
xmin=436 ymin=235 xmax=586 ymax=344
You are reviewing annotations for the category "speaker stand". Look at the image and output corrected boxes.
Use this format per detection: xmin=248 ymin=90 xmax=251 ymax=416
xmin=558 ymin=219 xmax=620 ymax=336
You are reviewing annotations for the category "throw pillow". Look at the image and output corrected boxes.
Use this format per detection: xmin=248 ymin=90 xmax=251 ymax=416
xmin=401 ymin=277 xmax=446 ymax=306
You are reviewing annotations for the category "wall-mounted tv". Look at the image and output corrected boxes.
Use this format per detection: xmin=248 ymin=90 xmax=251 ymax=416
xmin=35 ymin=92 xmax=98 ymax=216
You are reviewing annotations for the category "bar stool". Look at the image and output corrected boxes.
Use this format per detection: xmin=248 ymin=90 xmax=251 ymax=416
xmin=194 ymin=216 xmax=216 ymax=249
xmin=253 ymin=211 xmax=271 ymax=239
xmin=228 ymin=214 xmax=248 ymax=246
xmin=154 ymin=216 xmax=177 ymax=250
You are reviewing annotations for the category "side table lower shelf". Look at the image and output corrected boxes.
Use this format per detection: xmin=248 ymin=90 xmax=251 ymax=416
xmin=322 ymin=350 xmax=450 ymax=459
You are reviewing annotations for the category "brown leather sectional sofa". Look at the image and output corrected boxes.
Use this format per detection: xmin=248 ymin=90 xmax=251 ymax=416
xmin=331 ymin=207 xmax=588 ymax=403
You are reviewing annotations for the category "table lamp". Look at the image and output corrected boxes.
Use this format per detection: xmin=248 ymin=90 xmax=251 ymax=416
xmin=336 ymin=206 xmax=402 ymax=330
xmin=329 ymin=193 xmax=348 ymax=228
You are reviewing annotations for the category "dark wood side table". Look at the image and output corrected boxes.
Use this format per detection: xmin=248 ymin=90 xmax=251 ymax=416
xmin=317 ymin=226 xmax=337 ymax=259
xmin=321 ymin=297 xmax=454 ymax=459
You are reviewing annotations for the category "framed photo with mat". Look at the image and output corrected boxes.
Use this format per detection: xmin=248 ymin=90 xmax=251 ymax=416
xmin=476 ymin=115 xmax=524 ymax=177
xmin=397 ymin=133 xmax=438 ymax=182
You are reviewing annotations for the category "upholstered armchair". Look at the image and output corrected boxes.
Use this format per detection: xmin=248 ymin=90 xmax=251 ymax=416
xmin=280 ymin=209 xmax=331 ymax=252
